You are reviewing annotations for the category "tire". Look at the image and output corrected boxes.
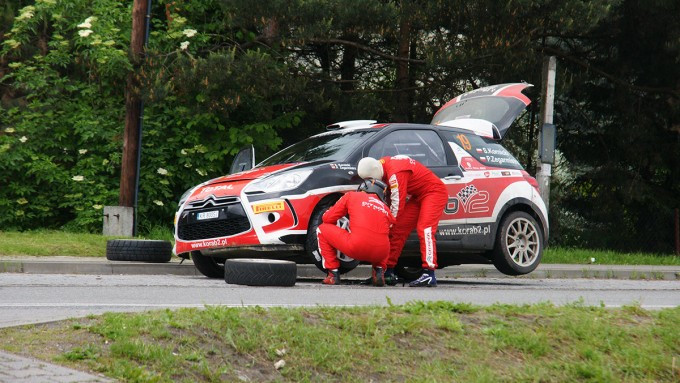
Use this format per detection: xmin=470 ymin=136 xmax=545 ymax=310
xmin=224 ymin=259 xmax=296 ymax=287
xmin=106 ymin=239 xmax=172 ymax=263
xmin=305 ymin=201 xmax=360 ymax=274
xmin=492 ymin=211 xmax=544 ymax=276
xmin=191 ymin=251 xmax=225 ymax=278
xmin=395 ymin=265 xmax=424 ymax=281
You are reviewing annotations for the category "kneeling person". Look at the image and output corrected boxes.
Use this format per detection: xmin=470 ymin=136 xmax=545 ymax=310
xmin=317 ymin=179 xmax=395 ymax=286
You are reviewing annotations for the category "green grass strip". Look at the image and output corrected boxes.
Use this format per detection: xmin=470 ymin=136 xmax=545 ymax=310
xmin=0 ymin=302 xmax=678 ymax=382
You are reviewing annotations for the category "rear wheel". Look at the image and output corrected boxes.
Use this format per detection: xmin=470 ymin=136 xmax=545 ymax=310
xmin=492 ymin=211 xmax=543 ymax=275
xmin=191 ymin=251 xmax=224 ymax=278
xmin=305 ymin=200 xmax=359 ymax=274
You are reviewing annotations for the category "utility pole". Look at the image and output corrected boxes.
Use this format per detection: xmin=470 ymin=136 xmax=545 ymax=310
xmin=116 ymin=0 xmax=149 ymax=235
xmin=537 ymin=56 xmax=556 ymax=207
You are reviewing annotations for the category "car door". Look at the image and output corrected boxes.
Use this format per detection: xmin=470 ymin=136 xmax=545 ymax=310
xmin=364 ymin=128 xmax=468 ymax=250
xmin=440 ymin=129 xmax=527 ymax=249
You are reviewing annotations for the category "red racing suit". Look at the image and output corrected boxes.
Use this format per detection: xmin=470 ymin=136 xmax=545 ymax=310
xmin=379 ymin=155 xmax=448 ymax=270
xmin=317 ymin=191 xmax=395 ymax=270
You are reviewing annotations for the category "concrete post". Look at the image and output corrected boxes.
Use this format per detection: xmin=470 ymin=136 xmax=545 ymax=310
xmin=103 ymin=206 xmax=134 ymax=237
xmin=537 ymin=56 xmax=556 ymax=207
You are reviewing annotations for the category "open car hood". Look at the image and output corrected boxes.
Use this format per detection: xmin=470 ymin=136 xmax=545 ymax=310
xmin=431 ymin=83 xmax=532 ymax=139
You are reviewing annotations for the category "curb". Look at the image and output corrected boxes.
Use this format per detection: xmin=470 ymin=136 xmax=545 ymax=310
xmin=1 ymin=257 xmax=679 ymax=280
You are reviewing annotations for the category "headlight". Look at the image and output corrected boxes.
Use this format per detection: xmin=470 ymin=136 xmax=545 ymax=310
xmin=244 ymin=169 xmax=312 ymax=193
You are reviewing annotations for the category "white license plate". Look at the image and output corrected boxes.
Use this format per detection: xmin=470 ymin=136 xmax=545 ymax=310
xmin=197 ymin=210 xmax=219 ymax=220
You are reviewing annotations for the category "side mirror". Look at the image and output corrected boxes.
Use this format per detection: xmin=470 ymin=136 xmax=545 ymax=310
xmin=539 ymin=123 xmax=556 ymax=164
xmin=230 ymin=145 xmax=255 ymax=174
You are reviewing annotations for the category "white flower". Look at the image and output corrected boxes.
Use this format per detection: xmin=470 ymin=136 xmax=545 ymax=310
xmin=16 ymin=6 xmax=35 ymax=21
xmin=78 ymin=29 xmax=93 ymax=37
xmin=196 ymin=169 xmax=206 ymax=176
xmin=93 ymin=204 xmax=103 ymax=210
xmin=182 ymin=29 xmax=197 ymax=38
xmin=153 ymin=200 xmax=164 ymax=206
xmin=274 ymin=360 xmax=285 ymax=370
xmin=180 ymin=149 xmax=187 ymax=155
xmin=179 ymin=41 xmax=190 ymax=50
xmin=157 ymin=167 xmax=168 ymax=175
xmin=4 ymin=128 xmax=15 ymax=133
xmin=77 ymin=21 xmax=91 ymax=29
xmin=72 ymin=175 xmax=84 ymax=181
xmin=184 ymin=163 xmax=192 ymax=168
xmin=79 ymin=149 xmax=88 ymax=154
xmin=17 ymin=198 xmax=28 ymax=205
xmin=19 ymin=136 xmax=27 ymax=143
xmin=102 ymin=159 xmax=109 ymax=165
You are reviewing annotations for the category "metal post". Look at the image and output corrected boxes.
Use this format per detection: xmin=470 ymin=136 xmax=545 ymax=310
xmin=537 ymin=56 xmax=556 ymax=207
xmin=675 ymin=208 xmax=679 ymax=255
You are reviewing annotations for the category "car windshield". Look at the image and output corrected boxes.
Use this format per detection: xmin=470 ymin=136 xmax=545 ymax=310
xmin=257 ymin=130 xmax=377 ymax=166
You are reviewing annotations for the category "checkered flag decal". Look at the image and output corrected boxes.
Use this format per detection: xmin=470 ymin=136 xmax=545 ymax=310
xmin=457 ymin=185 xmax=478 ymax=205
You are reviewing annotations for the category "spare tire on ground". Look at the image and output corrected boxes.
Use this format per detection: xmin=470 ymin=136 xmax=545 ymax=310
xmin=224 ymin=259 xmax=297 ymax=287
xmin=106 ymin=239 xmax=172 ymax=263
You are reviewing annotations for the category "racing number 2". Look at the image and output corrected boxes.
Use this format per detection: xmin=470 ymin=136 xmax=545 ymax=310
xmin=456 ymin=134 xmax=471 ymax=151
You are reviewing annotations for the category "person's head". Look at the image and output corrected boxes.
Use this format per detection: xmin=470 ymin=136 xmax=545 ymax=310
xmin=357 ymin=178 xmax=388 ymax=203
xmin=357 ymin=157 xmax=383 ymax=180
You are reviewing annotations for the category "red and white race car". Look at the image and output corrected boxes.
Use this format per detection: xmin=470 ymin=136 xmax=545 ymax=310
xmin=174 ymin=83 xmax=548 ymax=279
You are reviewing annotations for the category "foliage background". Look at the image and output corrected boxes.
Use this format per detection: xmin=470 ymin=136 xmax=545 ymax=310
xmin=1 ymin=0 xmax=678 ymax=253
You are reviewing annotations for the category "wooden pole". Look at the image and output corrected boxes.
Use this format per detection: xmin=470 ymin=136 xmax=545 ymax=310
xmin=119 ymin=0 xmax=148 ymax=208
xmin=537 ymin=56 xmax=556 ymax=207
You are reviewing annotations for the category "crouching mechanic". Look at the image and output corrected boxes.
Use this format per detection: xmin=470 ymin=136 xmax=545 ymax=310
xmin=317 ymin=179 xmax=395 ymax=286
xmin=357 ymin=156 xmax=448 ymax=287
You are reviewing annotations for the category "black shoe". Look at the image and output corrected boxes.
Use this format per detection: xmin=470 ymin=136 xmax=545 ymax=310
xmin=384 ymin=268 xmax=398 ymax=286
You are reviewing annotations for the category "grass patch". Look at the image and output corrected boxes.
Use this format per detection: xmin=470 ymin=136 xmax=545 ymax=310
xmin=1 ymin=230 xmax=679 ymax=266
xmin=543 ymin=247 xmax=680 ymax=266
xmin=0 ymin=302 xmax=678 ymax=382
xmin=0 ymin=229 xmax=173 ymax=257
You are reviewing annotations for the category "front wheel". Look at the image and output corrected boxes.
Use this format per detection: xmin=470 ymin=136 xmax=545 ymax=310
xmin=492 ymin=211 xmax=543 ymax=276
xmin=305 ymin=202 xmax=359 ymax=274
xmin=191 ymin=251 xmax=224 ymax=278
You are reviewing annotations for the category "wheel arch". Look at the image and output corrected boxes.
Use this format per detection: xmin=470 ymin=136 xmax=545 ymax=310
xmin=493 ymin=197 xmax=549 ymax=247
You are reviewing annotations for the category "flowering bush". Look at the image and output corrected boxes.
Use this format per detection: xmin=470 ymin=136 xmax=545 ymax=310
xmin=0 ymin=0 xmax=301 ymax=232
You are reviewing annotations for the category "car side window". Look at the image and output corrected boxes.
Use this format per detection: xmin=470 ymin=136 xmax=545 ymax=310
xmin=368 ymin=130 xmax=447 ymax=166
xmin=441 ymin=130 xmax=523 ymax=170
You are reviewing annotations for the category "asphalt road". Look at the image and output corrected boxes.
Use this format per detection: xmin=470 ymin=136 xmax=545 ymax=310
xmin=1 ymin=273 xmax=678 ymax=328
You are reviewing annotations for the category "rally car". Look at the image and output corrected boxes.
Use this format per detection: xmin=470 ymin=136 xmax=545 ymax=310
xmin=174 ymin=83 xmax=548 ymax=279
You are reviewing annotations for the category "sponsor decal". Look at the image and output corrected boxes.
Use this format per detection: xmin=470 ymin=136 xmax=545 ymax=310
xmin=252 ymin=201 xmax=285 ymax=214
xmin=438 ymin=224 xmax=491 ymax=236
xmin=457 ymin=184 xmax=490 ymax=213
xmin=461 ymin=157 xmax=488 ymax=170
xmin=501 ymin=171 xmax=512 ymax=176
xmin=390 ymin=155 xmax=416 ymax=165
xmin=361 ymin=200 xmax=391 ymax=216
xmin=444 ymin=197 xmax=459 ymax=214
xmin=484 ymin=171 xmax=490 ymax=178
xmin=190 ymin=238 xmax=228 ymax=249
xmin=329 ymin=163 xmax=356 ymax=170
xmin=201 ymin=184 xmax=233 ymax=193
xmin=424 ymin=227 xmax=435 ymax=269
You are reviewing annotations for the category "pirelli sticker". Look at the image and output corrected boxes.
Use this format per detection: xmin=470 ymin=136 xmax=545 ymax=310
xmin=252 ymin=201 xmax=285 ymax=214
